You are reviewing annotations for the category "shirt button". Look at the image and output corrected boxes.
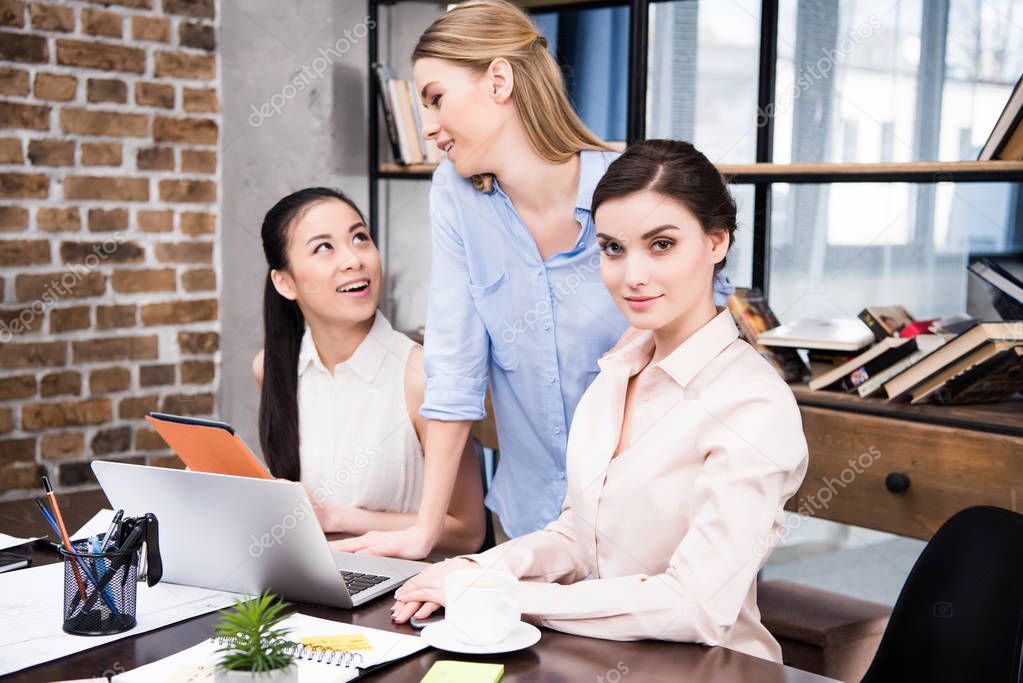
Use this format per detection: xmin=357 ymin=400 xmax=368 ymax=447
xmin=553 ymin=427 xmax=561 ymax=435
xmin=535 ymin=268 xmax=543 ymax=275
xmin=557 ymin=471 xmax=566 ymax=479
xmin=543 ymin=322 xmax=550 ymax=330
xmin=548 ymin=376 xmax=556 ymax=383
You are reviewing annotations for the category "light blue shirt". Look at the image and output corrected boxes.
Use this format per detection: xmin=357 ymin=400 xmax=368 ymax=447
xmin=421 ymin=151 xmax=735 ymax=537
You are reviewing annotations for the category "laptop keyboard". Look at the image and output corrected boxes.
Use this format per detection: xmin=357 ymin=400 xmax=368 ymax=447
xmin=340 ymin=570 xmax=389 ymax=595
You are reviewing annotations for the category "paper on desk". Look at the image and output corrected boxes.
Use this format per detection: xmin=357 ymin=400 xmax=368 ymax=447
xmin=0 ymin=507 xmax=113 ymax=552
xmin=0 ymin=531 xmax=40 ymax=551
xmin=0 ymin=562 xmax=243 ymax=677
xmin=72 ymin=507 xmax=116 ymax=539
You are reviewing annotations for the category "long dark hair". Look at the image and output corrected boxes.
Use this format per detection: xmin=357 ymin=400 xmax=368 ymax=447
xmin=258 ymin=187 xmax=367 ymax=480
xmin=591 ymin=139 xmax=737 ymax=272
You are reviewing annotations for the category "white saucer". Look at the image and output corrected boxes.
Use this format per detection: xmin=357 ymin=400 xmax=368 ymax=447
xmin=420 ymin=619 xmax=541 ymax=654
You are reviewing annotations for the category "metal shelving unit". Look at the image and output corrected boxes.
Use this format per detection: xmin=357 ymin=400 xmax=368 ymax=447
xmin=366 ymin=0 xmax=1023 ymax=292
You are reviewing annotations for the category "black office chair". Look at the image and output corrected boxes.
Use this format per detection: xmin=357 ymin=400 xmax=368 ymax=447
xmin=860 ymin=505 xmax=1023 ymax=683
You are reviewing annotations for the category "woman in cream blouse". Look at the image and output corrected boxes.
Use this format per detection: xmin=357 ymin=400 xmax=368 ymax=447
xmin=252 ymin=187 xmax=485 ymax=553
xmin=391 ymin=139 xmax=809 ymax=663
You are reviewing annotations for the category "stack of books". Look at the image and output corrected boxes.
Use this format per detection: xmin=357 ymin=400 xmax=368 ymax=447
xmin=373 ymin=62 xmax=444 ymax=166
xmin=736 ymin=261 xmax=1023 ymax=405
xmin=979 ymin=73 xmax=1023 ymax=161
xmin=726 ymin=288 xmax=808 ymax=383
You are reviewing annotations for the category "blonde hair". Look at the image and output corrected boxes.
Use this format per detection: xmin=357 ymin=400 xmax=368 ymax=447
xmin=412 ymin=0 xmax=613 ymax=192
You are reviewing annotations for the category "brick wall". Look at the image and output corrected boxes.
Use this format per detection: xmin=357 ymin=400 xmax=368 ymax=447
xmin=0 ymin=0 xmax=221 ymax=498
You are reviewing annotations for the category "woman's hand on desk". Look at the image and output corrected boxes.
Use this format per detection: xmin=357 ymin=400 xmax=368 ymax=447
xmin=390 ymin=557 xmax=479 ymax=623
xmin=329 ymin=526 xmax=434 ymax=560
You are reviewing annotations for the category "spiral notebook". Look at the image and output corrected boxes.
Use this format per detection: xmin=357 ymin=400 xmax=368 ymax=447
xmin=112 ymin=612 xmax=427 ymax=682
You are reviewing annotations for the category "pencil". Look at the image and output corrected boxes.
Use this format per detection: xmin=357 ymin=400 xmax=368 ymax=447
xmin=42 ymin=475 xmax=88 ymax=601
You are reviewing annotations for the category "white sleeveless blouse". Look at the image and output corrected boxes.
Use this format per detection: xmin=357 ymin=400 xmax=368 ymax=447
xmin=297 ymin=312 xmax=424 ymax=513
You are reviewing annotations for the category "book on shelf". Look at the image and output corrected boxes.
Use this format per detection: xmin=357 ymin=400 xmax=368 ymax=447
xmin=910 ymin=340 xmax=1023 ymax=404
xmin=390 ymin=77 xmax=421 ymax=165
xmin=932 ymin=345 xmax=1023 ymax=404
xmin=968 ymin=256 xmax=1023 ymax=321
xmin=756 ymin=317 xmax=875 ymax=353
xmin=807 ymin=349 xmax=861 ymax=367
xmin=406 ymin=79 xmax=428 ymax=162
xmin=897 ymin=319 xmax=938 ymax=338
xmin=373 ymin=62 xmax=443 ymax=167
xmin=725 ymin=287 xmax=808 ymax=383
xmin=882 ymin=321 xmax=1023 ymax=401
xmin=858 ymin=305 xmax=915 ymax=342
xmin=854 ymin=334 xmax=951 ymax=398
xmin=371 ymin=62 xmax=402 ymax=165
xmin=979 ymin=72 xmax=1023 ymax=161
xmin=808 ymin=335 xmax=917 ymax=391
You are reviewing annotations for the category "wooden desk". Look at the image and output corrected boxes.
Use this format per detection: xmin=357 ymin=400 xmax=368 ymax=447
xmin=0 ymin=491 xmax=836 ymax=682
xmin=787 ymin=385 xmax=1023 ymax=540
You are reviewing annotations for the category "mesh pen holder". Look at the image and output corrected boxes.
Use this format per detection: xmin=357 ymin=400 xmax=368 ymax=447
xmin=59 ymin=537 xmax=139 ymax=636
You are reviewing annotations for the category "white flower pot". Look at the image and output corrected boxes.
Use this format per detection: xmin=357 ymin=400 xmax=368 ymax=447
xmin=213 ymin=663 xmax=298 ymax=683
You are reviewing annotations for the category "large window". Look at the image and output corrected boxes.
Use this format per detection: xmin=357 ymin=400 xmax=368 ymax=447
xmin=768 ymin=0 xmax=1023 ymax=319
xmin=645 ymin=0 xmax=763 ymax=164
xmin=774 ymin=0 xmax=1023 ymax=164
xmin=770 ymin=181 xmax=1022 ymax=320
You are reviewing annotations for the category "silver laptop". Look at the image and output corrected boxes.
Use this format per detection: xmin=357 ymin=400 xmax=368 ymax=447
xmin=91 ymin=460 xmax=429 ymax=608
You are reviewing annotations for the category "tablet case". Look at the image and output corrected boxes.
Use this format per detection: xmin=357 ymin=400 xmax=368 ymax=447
xmin=144 ymin=412 xmax=272 ymax=479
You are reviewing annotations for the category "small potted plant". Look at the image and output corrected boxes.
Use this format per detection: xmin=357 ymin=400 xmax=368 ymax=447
xmin=213 ymin=591 xmax=298 ymax=682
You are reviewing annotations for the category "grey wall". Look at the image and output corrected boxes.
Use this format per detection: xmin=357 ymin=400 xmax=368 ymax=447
xmin=220 ymin=2 xmax=441 ymax=456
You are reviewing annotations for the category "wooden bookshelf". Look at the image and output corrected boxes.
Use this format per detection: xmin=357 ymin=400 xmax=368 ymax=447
xmin=379 ymin=162 xmax=436 ymax=177
xmin=379 ymin=160 xmax=1023 ymax=183
xmin=790 ymin=383 xmax=1023 ymax=438
xmin=719 ymin=160 xmax=1023 ymax=183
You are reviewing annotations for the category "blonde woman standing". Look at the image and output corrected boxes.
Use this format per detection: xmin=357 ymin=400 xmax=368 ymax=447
xmin=336 ymin=0 xmax=733 ymax=558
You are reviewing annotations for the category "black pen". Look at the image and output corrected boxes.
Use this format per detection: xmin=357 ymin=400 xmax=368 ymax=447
xmin=100 ymin=510 xmax=124 ymax=552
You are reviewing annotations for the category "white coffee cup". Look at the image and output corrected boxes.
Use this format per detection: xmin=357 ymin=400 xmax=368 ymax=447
xmin=443 ymin=568 xmax=520 ymax=646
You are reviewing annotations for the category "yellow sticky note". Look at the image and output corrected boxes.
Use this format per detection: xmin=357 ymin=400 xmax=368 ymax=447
xmin=420 ymin=660 xmax=504 ymax=683
xmin=298 ymin=634 xmax=374 ymax=651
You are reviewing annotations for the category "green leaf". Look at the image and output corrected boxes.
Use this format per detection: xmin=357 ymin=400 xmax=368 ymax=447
xmin=213 ymin=591 xmax=295 ymax=673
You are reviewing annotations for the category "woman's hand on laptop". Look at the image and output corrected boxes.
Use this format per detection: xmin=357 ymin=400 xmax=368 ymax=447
xmin=390 ymin=557 xmax=479 ymax=623
xmin=329 ymin=526 xmax=433 ymax=559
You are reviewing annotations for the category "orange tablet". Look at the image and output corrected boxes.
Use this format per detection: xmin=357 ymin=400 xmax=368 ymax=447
xmin=145 ymin=412 xmax=273 ymax=479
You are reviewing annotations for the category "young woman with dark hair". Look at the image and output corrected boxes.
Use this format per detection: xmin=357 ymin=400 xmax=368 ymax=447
xmin=390 ymin=140 xmax=809 ymax=663
xmin=253 ymin=187 xmax=486 ymax=554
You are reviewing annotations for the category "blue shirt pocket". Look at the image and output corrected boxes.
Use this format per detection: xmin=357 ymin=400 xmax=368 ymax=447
xmin=467 ymin=271 xmax=520 ymax=372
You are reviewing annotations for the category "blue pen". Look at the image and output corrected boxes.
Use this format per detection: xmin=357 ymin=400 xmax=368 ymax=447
xmin=34 ymin=499 xmax=119 ymax=616
xmin=90 ymin=534 xmax=118 ymax=610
